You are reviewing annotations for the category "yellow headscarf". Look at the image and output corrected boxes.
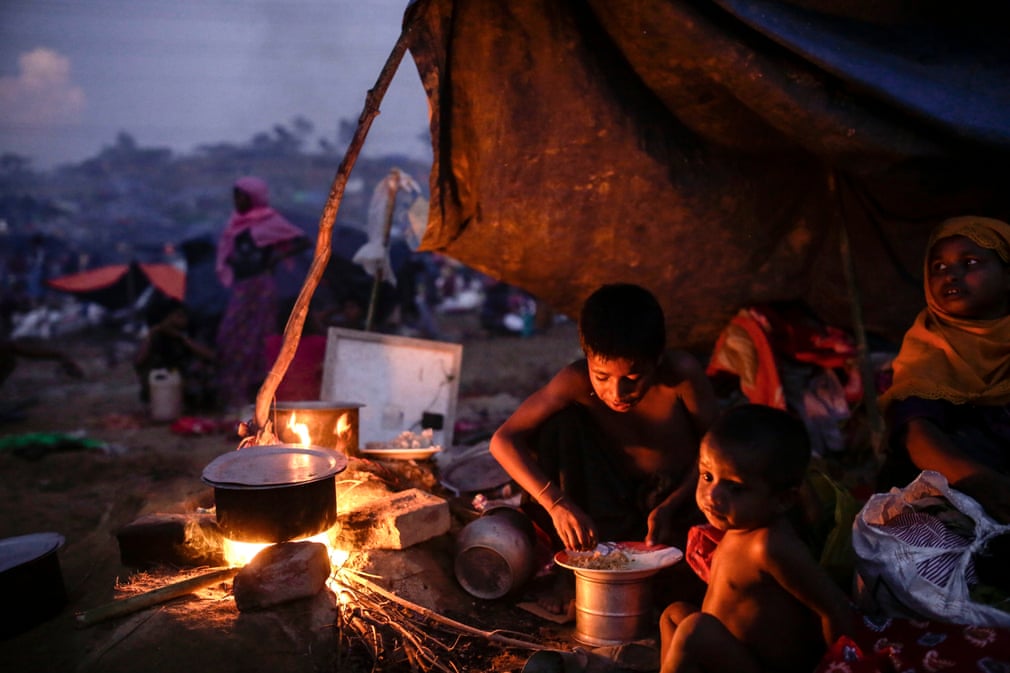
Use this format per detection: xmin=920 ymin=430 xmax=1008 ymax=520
xmin=879 ymin=215 xmax=1010 ymax=410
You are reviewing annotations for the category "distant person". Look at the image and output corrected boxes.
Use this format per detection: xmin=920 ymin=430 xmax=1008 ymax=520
xmin=489 ymin=282 xmax=718 ymax=612
xmin=1 ymin=333 xmax=84 ymax=423
xmin=179 ymin=234 xmax=228 ymax=348
xmin=134 ymin=296 xmax=217 ymax=413
xmin=1 ymin=338 xmax=83 ymax=388
xmin=25 ymin=234 xmax=48 ymax=307
xmin=877 ymin=215 xmax=1010 ymax=522
xmin=659 ymin=404 xmax=854 ymax=673
xmin=214 ymin=176 xmax=308 ymax=412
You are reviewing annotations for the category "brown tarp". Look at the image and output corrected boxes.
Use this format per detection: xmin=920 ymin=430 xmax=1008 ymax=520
xmin=403 ymin=0 xmax=1010 ymax=349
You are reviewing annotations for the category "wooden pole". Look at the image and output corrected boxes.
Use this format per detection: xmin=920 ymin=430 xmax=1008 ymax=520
xmin=251 ymin=23 xmax=414 ymax=440
xmin=75 ymin=567 xmax=239 ymax=628
xmin=830 ymin=172 xmax=885 ymax=458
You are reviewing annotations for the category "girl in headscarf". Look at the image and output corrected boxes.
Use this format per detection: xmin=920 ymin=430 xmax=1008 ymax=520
xmin=877 ymin=215 xmax=1010 ymax=522
xmin=215 ymin=176 xmax=307 ymax=411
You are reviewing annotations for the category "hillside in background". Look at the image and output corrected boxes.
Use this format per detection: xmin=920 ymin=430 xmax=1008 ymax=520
xmin=0 ymin=126 xmax=433 ymax=272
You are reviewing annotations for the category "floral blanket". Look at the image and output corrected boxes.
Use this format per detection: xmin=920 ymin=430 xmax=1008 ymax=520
xmin=816 ymin=614 xmax=1010 ymax=673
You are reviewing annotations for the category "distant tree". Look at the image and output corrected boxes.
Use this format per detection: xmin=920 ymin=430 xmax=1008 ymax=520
xmin=114 ymin=131 xmax=138 ymax=152
xmin=195 ymin=141 xmax=241 ymax=158
xmin=89 ymin=132 xmax=172 ymax=170
xmin=0 ymin=154 xmax=38 ymax=192
xmin=249 ymin=131 xmax=276 ymax=156
xmin=337 ymin=118 xmax=356 ymax=149
xmin=0 ymin=153 xmax=35 ymax=177
xmin=291 ymin=116 xmax=314 ymax=140
xmin=318 ymin=138 xmax=337 ymax=155
xmin=271 ymin=124 xmax=300 ymax=154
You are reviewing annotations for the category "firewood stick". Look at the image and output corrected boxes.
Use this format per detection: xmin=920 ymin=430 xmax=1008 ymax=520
xmin=75 ymin=567 xmax=239 ymax=628
xmin=252 ymin=21 xmax=415 ymax=438
xmin=340 ymin=569 xmax=548 ymax=652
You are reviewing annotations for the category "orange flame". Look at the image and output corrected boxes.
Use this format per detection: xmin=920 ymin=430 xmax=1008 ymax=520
xmin=286 ymin=412 xmax=311 ymax=447
xmin=222 ymin=531 xmax=350 ymax=569
xmin=335 ymin=413 xmax=351 ymax=438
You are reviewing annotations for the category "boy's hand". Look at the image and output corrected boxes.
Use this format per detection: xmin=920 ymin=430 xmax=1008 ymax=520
xmin=646 ymin=501 xmax=678 ymax=546
xmin=549 ymin=499 xmax=597 ymax=551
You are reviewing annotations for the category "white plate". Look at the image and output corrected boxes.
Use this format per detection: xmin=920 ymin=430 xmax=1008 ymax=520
xmin=555 ymin=541 xmax=683 ymax=581
xmin=360 ymin=446 xmax=442 ymax=461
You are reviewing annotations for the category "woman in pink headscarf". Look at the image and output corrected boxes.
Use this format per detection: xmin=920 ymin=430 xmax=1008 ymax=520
xmin=215 ymin=176 xmax=307 ymax=411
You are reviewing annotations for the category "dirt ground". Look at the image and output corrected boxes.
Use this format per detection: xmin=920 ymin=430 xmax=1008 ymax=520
xmin=0 ymin=309 xmax=880 ymax=672
xmin=0 ymin=311 xmax=600 ymax=673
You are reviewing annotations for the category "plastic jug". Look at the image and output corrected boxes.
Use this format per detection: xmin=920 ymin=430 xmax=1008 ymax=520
xmin=148 ymin=369 xmax=183 ymax=421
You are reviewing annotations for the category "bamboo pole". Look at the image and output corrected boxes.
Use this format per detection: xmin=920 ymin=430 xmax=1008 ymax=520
xmin=75 ymin=567 xmax=239 ymax=628
xmin=251 ymin=22 xmax=415 ymax=440
xmin=830 ymin=172 xmax=885 ymax=457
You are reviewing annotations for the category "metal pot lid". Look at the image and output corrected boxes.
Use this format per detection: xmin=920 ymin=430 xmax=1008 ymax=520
xmin=0 ymin=532 xmax=65 ymax=573
xmin=273 ymin=400 xmax=363 ymax=410
xmin=202 ymin=445 xmax=347 ymax=489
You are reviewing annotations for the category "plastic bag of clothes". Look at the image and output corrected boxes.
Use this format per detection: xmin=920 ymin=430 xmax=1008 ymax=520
xmin=853 ymin=470 xmax=1010 ymax=627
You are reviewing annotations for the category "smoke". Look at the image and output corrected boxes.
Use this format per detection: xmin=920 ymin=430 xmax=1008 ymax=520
xmin=0 ymin=47 xmax=86 ymax=126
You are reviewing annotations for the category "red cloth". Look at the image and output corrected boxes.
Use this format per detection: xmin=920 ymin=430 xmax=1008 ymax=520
xmin=685 ymin=523 xmax=725 ymax=583
xmin=706 ymin=309 xmax=786 ymax=409
xmin=263 ymin=334 xmax=326 ymax=401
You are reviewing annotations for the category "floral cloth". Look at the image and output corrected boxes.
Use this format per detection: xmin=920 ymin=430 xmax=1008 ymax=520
xmin=816 ymin=614 xmax=1010 ymax=673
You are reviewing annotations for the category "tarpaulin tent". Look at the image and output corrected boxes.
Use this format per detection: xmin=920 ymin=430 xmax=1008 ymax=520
xmin=400 ymin=0 xmax=1010 ymax=349
xmin=47 ymin=262 xmax=185 ymax=310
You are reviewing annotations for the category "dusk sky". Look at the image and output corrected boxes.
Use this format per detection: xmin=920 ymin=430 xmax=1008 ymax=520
xmin=0 ymin=0 xmax=431 ymax=170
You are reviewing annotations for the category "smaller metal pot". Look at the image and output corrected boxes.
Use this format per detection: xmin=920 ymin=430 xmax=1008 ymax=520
xmin=272 ymin=401 xmax=363 ymax=457
xmin=454 ymin=506 xmax=537 ymax=599
xmin=202 ymin=445 xmax=347 ymax=543
xmin=0 ymin=532 xmax=66 ymax=639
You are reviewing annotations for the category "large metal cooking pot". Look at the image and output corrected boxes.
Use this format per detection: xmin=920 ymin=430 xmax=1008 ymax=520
xmin=272 ymin=401 xmax=363 ymax=457
xmin=202 ymin=445 xmax=347 ymax=543
xmin=0 ymin=532 xmax=66 ymax=639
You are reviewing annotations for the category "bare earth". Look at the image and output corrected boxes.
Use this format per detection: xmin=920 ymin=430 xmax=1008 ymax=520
xmin=0 ymin=312 xmax=589 ymax=673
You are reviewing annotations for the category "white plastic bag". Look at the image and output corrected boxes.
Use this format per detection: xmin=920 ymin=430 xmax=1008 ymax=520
xmin=853 ymin=470 xmax=1010 ymax=626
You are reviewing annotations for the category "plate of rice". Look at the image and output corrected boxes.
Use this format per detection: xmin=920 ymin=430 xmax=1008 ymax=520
xmin=554 ymin=541 xmax=683 ymax=580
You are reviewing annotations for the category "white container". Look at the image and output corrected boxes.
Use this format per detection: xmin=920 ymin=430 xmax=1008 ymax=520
xmin=148 ymin=368 xmax=183 ymax=421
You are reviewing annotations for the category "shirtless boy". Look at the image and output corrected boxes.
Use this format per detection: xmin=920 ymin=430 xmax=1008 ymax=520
xmin=489 ymin=283 xmax=717 ymax=564
xmin=659 ymin=404 xmax=854 ymax=673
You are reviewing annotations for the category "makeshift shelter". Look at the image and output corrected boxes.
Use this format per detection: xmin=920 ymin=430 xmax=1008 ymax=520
xmin=400 ymin=0 xmax=1010 ymax=350
xmin=46 ymin=262 xmax=185 ymax=310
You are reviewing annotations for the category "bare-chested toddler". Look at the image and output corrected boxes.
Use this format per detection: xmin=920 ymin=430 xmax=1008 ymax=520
xmin=659 ymin=404 xmax=855 ymax=673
